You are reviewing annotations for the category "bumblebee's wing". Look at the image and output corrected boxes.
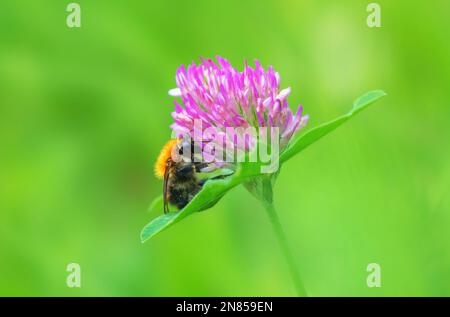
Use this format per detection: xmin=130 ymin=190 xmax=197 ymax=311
xmin=163 ymin=160 xmax=172 ymax=214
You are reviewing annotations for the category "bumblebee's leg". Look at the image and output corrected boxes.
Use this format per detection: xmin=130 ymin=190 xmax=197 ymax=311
xmin=194 ymin=162 xmax=216 ymax=173
xmin=210 ymin=174 xmax=227 ymax=180
xmin=198 ymin=172 xmax=228 ymax=188
xmin=164 ymin=200 xmax=169 ymax=214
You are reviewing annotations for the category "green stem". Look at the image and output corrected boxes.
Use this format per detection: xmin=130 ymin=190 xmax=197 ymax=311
xmin=262 ymin=199 xmax=308 ymax=297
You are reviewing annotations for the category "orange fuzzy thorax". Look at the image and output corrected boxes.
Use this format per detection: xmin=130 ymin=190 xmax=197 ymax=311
xmin=154 ymin=139 xmax=178 ymax=179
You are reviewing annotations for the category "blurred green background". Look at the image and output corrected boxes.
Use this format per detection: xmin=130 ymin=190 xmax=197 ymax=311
xmin=1 ymin=0 xmax=449 ymax=296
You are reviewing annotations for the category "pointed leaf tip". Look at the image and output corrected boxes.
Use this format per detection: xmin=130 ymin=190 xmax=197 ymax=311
xmin=352 ymin=90 xmax=386 ymax=114
xmin=140 ymin=212 xmax=180 ymax=243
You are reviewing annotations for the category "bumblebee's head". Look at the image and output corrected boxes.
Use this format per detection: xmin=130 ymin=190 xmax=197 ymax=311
xmin=154 ymin=139 xmax=178 ymax=179
xmin=155 ymin=138 xmax=202 ymax=179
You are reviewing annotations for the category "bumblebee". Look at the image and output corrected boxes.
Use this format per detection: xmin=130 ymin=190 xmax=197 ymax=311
xmin=155 ymin=139 xmax=210 ymax=213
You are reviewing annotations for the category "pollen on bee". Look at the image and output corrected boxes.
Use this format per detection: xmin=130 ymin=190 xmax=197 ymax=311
xmin=154 ymin=139 xmax=178 ymax=179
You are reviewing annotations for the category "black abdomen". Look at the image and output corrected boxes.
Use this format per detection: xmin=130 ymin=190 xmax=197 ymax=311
xmin=168 ymin=180 xmax=202 ymax=210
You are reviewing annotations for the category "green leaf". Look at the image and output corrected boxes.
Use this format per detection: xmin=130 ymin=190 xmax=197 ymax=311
xmin=141 ymin=90 xmax=386 ymax=242
xmin=147 ymin=195 xmax=163 ymax=214
xmin=280 ymin=90 xmax=386 ymax=163
xmin=352 ymin=90 xmax=386 ymax=114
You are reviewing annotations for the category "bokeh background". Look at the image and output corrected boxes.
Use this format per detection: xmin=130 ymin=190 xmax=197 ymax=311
xmin=1 ymin=0 xmax=449 ymax=296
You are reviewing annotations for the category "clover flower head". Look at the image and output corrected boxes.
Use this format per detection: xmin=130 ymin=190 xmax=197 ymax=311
xmin=169 ymin=56 xmax=309 ymax=153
